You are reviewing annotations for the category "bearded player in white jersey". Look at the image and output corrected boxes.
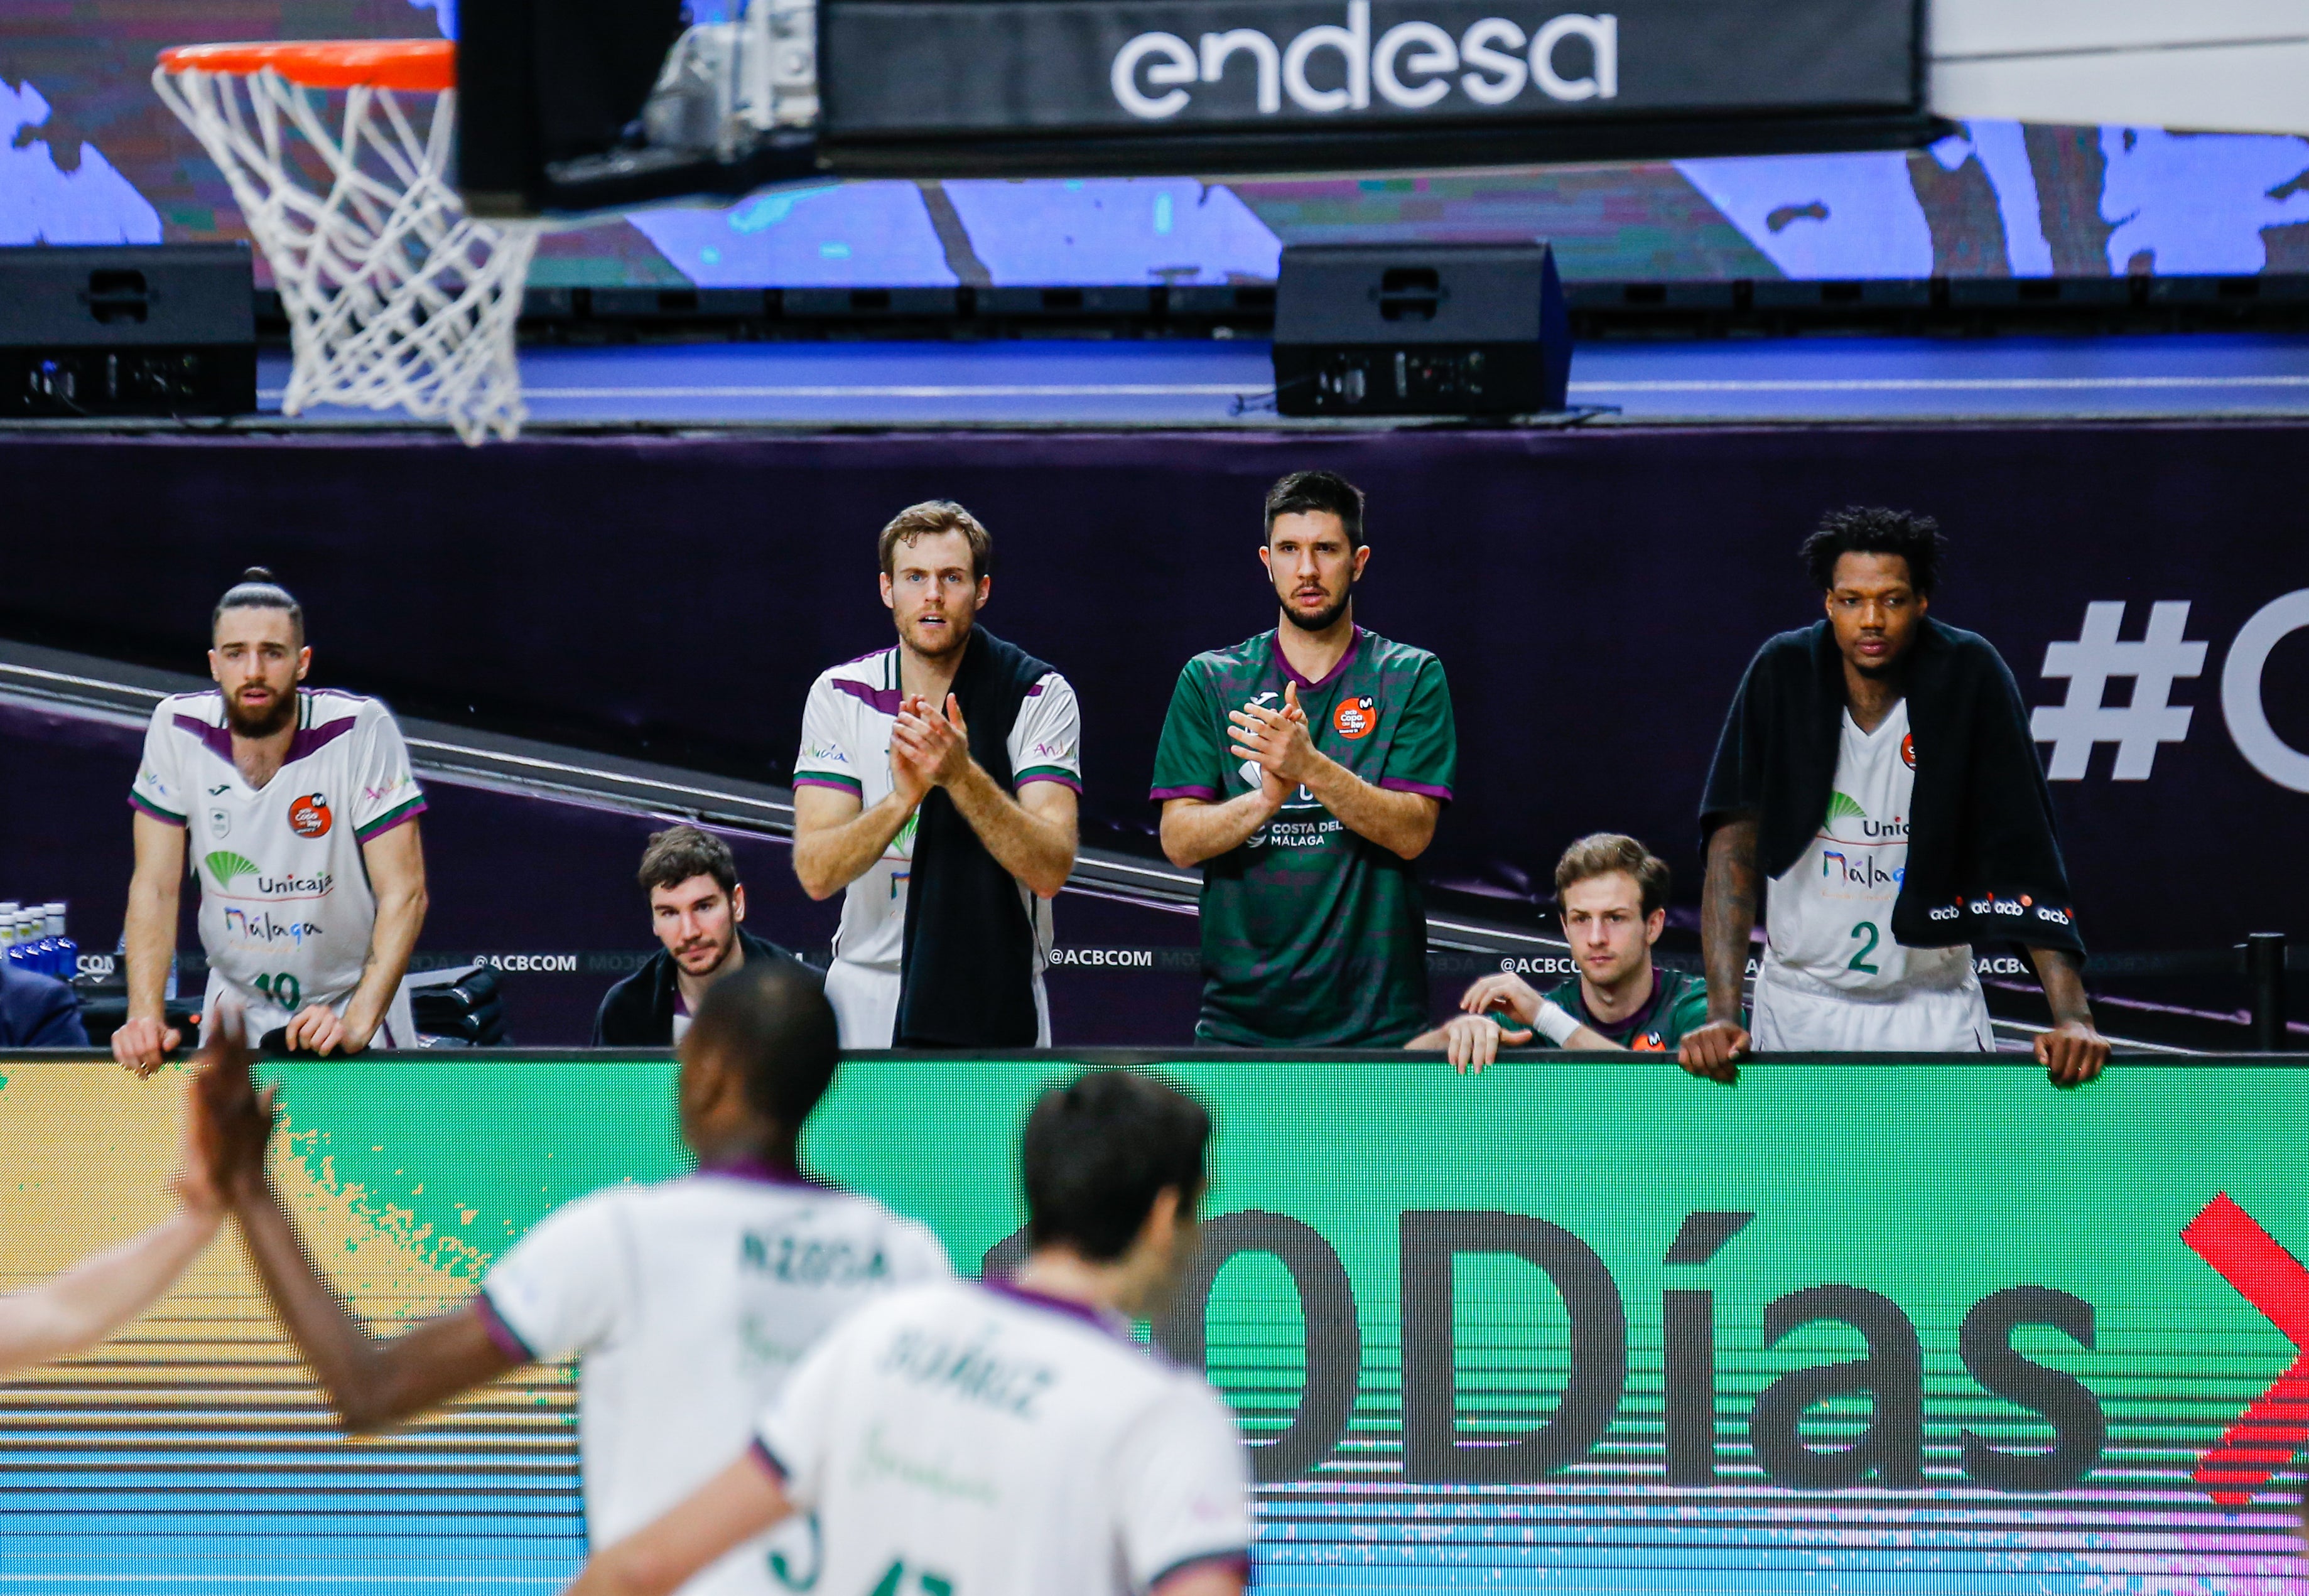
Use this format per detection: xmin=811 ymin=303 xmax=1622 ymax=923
xmin=790 ymin=500 xmax=1081 ymax=1049
xmin=112 ymin=569 xmax=430 ymax=1072
xmin=563 ymin=1069 xmax=1254 ymax=1596
xmin=192 ymin=960 xmax=951 ymax=1596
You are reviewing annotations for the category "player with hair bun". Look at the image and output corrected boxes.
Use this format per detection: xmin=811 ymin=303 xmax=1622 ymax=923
xmin=112 ymin=568 xmax=430 ymax=1072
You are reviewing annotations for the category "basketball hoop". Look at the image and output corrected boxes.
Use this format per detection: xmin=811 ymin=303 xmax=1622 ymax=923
xmin=154 ymin=41 xmax=542 ymax=445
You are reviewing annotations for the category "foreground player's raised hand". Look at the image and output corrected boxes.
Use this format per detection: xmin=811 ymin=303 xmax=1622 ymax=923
xmin=0 ymin=1083 xmax=221 ymax=1377
xmin=194 ymin=1003 xmax=521 ymax=1433
xmin=563 ymin=1450 xmax=795 ymax=1596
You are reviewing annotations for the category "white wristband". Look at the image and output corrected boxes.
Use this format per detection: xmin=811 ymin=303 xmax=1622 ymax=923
xmin=1532 ymin=998 xmax=1582 ymax=1047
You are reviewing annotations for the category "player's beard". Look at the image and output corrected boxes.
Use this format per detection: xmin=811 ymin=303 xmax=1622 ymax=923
xmin=1280 ymin=585 xmax=1351 ymax=634
xmin=225 ymin=689 xmax=295 ymax=738
xmin=902 ymin=608 xmax=975 ymax=661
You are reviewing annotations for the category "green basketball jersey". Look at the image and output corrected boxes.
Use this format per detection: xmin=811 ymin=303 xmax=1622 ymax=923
xmin=1150 ymin=627 xmax=1457 ymax=1047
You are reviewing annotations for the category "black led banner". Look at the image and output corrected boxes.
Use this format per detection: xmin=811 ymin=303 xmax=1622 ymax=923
xmin=821 ymin=0 xmax=1921 ymax=147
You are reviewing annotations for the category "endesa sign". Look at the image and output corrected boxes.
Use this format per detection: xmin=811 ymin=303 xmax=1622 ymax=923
xmin=821 ymin=0 xmax=1917 ymax=135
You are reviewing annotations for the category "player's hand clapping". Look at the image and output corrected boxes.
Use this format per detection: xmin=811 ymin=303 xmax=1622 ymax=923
xmin=891 ymin=693 xmax=975 ymax=789
xmin=111 ymin=1015 xmax=184 ymax=1079
xmin=1228 ymin=681 xmax=1321 ymax=789
xmin=1677 ymin=1018 xmax=1748 ymax=1083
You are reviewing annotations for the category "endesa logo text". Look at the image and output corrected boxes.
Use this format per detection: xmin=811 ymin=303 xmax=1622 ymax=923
xmin=1111 ymin=3 xmax=1616 ymax=119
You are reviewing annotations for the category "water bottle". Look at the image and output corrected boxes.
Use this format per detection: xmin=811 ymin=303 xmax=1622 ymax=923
xmin=2 ymin=912 xmax=26 ymax=970
xmin=48 ymin=905 xmax=75 ymax=983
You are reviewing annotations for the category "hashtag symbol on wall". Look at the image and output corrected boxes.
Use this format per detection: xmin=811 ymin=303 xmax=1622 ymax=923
xmin=2031 ymin=601 xmax=2209 ymax=780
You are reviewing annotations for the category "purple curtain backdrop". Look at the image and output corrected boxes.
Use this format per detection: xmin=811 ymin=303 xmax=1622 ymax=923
xmin=1 ymin=422 xmax=2303 ymax=999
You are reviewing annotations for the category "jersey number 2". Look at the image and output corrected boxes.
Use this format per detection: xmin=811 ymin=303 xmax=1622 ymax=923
xmin=1847 ymin=922 xmax=1881 ymax=975
xmin=870 ymin=1561 xmax=953 ymax=1596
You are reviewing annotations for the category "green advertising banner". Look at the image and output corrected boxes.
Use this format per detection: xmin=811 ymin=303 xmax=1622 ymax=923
xmin=2 ymin=1055 xmax=2303 ymax=1593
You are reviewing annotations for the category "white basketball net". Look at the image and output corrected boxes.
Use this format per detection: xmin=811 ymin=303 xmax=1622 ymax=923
xmin=154 ymin=61 xmax=540 ymax=444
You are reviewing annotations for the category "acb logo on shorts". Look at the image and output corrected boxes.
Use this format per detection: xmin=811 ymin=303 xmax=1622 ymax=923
xmin=288 ymin=792 xmax=333 ymax=838
xmin=1333 ymin=696 xmax=1380 ymax=739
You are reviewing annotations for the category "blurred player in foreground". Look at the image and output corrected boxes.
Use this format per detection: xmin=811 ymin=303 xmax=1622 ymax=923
xmin=0 ymin=1092 xmax=217 ymax=1377
xmin=115 ymin=568 xmax=428 ymax=1072
xmin=562 ymin=1069 xmax=1253 ymax=1596
xmin=1409 ymin=834 xmax=1711 ymax=1069
xmin=195 ymin=964 xmax=949 ymax=1596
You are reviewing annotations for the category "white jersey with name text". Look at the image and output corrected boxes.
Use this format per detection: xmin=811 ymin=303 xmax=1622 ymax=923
xmin=793 ymin=647 xmax=1081 ymax=1045
xmin=481 ymin=1168 xmax=953 ymax=1596
xmin=130 ymin=688 xmax=425 ymax=1044
xmin=1758 ymin=699 xmax=1989 ymax=1048
xmin=756 ymin=1278 xmax=1254 ymax=1596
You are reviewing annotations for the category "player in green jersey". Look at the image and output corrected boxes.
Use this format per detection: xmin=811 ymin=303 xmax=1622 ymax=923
xmin=1150 ymin=470 xmax=1457 ymax=1047
xmin=1409 ymin=834 xmax=1711 ymax=1070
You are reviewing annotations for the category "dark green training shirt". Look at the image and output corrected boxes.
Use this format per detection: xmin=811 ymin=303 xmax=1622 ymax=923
xmin=1550 ymin=966 xmax=1711 ymax=1052
xmin=1150 ymin=627 xmax=1456 ymax=1047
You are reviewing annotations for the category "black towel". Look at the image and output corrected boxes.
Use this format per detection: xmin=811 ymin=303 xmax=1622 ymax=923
xmin=1699 ymin=617 xmax=2084 ymax=956
xmin=895 ymin=627 xmax=1056 ymax=1047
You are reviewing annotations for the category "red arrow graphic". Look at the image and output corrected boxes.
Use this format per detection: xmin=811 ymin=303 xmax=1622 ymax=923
xmin=2180 ymin=1193 xmax=2309 ymax=1505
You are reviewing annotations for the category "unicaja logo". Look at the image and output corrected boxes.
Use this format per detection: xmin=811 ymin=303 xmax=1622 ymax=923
xmin=1111 ymin=4 xmax=1617 ymax=119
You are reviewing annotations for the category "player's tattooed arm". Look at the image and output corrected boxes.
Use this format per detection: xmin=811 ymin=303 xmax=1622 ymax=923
xmin=115 ymin=812 xmax=189 ymax=1077
xmin=1229 ymin=682 xmax=1439 ymax=860
xmin=1680 ymin=816 xmax=1759 ymax=1082
xmin=2025 ymin=947 xmax=2110 ymax=1086
xmin=297 ymin=820 xmax=427 ymax=1055
xmin=565 ymin=1448 xmax=795 ymax=1596
xmin=193 ymin=1016 xmax=519 ymax=1432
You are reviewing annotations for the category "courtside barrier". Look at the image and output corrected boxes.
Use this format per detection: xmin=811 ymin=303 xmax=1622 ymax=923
xmin=1 ymin=1052 xmax=2302 ymax=1592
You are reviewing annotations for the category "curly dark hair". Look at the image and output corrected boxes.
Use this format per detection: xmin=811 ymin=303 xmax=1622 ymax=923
xmin=1800 ymin=507 xmax=1947 ymax=597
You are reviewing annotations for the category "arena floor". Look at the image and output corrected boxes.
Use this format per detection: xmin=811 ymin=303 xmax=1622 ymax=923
xmin=250 ymin=332 xmax=2309 ymax=429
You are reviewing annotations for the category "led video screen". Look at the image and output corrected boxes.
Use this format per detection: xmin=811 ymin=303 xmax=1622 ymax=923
xmin=3 ymin=1056 xmax=2301 ymax=1591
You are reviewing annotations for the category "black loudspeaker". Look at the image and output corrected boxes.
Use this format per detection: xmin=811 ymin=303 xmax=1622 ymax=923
xmin=1272 ymin=242 xmax=1570 ymax=418
xmin=0 ymin=244 xmax=256 ymax=418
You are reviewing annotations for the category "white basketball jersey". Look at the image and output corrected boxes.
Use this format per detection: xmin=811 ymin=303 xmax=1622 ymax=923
xmin=130 ymin=689 xmax=425 ymax=1025
xmin=480 ymin=1168 xmax=952 ymax=1596
xmin=792 ymin=647 xmax=1082 ymax=973
xmin=1763 ymin=699 xmax=1972 ymax=998
xmin=756 ymin=1279 xmax=1254 ymax=1596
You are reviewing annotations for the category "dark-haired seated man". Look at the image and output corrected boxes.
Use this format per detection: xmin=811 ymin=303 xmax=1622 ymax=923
xmin=1680 ymin=507 xmax=2109 ymax=1086
xmin=595 ymin=824 xmax=813 ymax=1049
xmin=194 ymin=961 xmax=949 ymax=1596
xmin=1409 ymin=834 xmax=1710 ymax=1070
xmin=564 ymin=1069 xmax=1255 ymax=1596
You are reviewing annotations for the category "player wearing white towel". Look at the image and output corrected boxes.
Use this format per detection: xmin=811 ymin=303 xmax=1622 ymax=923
xmin=562 ymin=1069 xmax=1254 ymax=1596
xmin=113 ymin=569 xmax=429 ymax=1072
xmin=791 ymin=501 xmax=1081 ymax=1047
xmin=193 ymin=962 xmax=953 ymax=1596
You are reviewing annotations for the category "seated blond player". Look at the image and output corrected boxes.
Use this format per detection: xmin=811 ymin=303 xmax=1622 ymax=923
xmin=0 ymin=1094 xmax=218 ymax=1378
xmin=563 ymin=1070 xmax=1253 ymax=1596
xmin=1410 ymin=834 xmax=1710 ymax=1070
